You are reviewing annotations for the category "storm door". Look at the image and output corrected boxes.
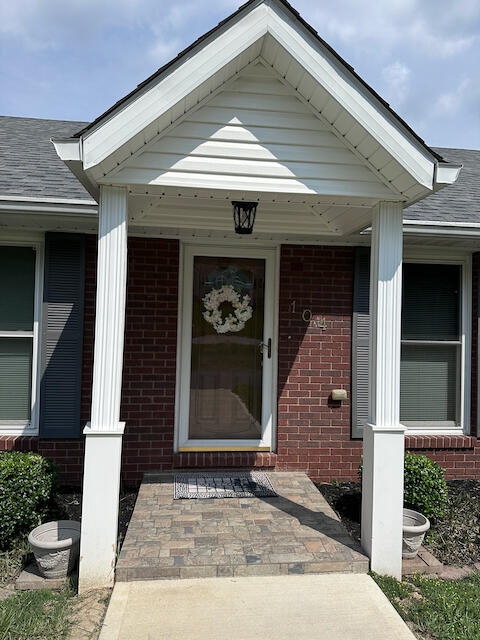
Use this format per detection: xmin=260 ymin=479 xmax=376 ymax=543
xmin=177 ymin=246 xmax=276 ymax=451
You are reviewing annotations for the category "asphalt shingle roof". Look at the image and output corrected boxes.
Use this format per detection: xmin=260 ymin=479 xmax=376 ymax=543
xmin=0 ymin=116 xmax=92 ymax=201
xmin=0 ymin=116 xmax=478 ymax=225
xmin=404 ymin=147 xmax=480 ymax=224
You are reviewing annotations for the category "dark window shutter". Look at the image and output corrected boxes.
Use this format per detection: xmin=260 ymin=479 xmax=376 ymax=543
xmin=39 ymin=233 xmax=86 ymax=438
xmin=352 ymin=247 xmax=370 ymax=438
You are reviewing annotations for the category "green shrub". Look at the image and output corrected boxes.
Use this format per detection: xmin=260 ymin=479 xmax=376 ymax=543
xmin=403 ymin=451 xmax=448 ymax=519
xmin=0 ymin=452 xmax=59 ymax=551
xmin=359 ymin=451 xmax=448 ymax=520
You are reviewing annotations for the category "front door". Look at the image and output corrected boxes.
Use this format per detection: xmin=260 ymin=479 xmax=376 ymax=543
xmin=177 ymin=245 xmax=276 ymax=451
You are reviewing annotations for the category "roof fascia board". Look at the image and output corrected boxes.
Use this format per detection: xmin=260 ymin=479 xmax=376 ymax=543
xmin=0 ymin=199 xmax=98 ymax=216
xmin=0 ymin=195 xmax=96 ymax=206
xmin=82 ymin=3 xmax=269 ymax=170
xmin=403 ymin=219 xmax=480 ymax=231
xmin=403 ymin=226 xmax=480 ymax=239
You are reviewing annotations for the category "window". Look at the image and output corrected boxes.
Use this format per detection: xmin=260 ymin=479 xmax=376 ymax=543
xmin=400 ymin=261 xmax=467 ymax=431
xmin=0 ymin=244 xmax=41 ymax=432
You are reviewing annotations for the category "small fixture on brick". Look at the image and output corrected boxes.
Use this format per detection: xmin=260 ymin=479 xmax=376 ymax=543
xmin=331 ymin=389 xmax=347 ymax=401
xmin=232 ymin=201 xmax=257 ymax=234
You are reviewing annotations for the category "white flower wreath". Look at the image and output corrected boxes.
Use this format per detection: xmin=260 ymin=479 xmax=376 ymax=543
xmin=202 ymin=284 xmax=253 ymax=334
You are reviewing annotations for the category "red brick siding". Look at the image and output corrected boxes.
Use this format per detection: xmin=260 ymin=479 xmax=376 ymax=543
xmin=275 ymin=245 xmax=362 ymax=480
xmin=120 ymin=237 xmax=179 ymax=484
xmin=2 ymin=240 xmax=480 ymax=485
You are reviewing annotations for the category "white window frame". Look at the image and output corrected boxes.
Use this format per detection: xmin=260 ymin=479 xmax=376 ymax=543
xmin=401 ymin=248 xmax=471 ymax=435
xmin=0 ymin=234 xmax=44 ymax=435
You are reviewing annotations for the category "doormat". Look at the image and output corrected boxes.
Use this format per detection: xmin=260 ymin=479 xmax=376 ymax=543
xmin=174 ymin=472 xmax=277 ymax=499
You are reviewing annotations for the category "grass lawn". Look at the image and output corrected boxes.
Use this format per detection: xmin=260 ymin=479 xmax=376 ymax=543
xmin=0 ymin=542 xmax=73 ymax=640
xmin=0 ymin=588 xmax=72 ymax=640
xmin=372 ymin=571 xmax=480 ymax=640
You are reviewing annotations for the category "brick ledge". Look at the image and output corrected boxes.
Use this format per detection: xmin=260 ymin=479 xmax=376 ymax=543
xmin=405 ymin=434 xmax=476 ymax=450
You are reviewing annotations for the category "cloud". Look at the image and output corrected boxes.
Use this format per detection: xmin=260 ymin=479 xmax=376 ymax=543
xmin=408 ymin=20 xmax=475 ymax=58
xmin=434 ymin=78 xmax=471 ymax=115
xmin=382 ymin=62 xmax=411 ymax=106
xmin=305 ymin=0 xmax=478 ymax=59
xmin=149 ymin=38 xmax=184 ymax=63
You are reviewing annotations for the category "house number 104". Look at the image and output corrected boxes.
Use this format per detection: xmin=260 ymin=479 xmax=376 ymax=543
xmin=289 ymin=301 xmax=327 ymax=330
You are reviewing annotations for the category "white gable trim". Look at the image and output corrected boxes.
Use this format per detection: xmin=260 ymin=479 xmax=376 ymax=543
xmin=77 ymin=0 xmax=449 ymax=193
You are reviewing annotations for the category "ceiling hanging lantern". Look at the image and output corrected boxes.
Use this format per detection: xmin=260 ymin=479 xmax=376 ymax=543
xmin=232 ymin=201 xmax=258 ymax=235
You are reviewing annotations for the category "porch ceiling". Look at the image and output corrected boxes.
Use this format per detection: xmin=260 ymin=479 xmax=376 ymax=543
xmin=127 ymin=187 xmax=377 ymax=237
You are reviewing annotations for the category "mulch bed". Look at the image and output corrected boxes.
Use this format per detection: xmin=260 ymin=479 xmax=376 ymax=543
xmin=317 ymin=479 xmax=480 ymax=566
xmin=56 ymin=487 xmax=138 ymax=547
xmin=425 ymin=480 xmax=480 ymax=566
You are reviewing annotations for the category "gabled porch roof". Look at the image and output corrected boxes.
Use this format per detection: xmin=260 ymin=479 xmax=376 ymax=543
xmin=52 ymin=0 xmax=461 ymax=241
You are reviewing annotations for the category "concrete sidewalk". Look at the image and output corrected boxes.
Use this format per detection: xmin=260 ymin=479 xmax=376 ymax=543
xmin=99 ymin=574 xmax=416 ymax=640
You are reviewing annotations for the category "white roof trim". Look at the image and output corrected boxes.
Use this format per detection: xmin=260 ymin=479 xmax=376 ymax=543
xmin=403 ymin=219 xmax=480 ymax=228
xmin=76 ymin=0 xmax=446 ymax=193
xmin=0 ymin=199 xmax=98 ymax=216
xmin=0 ymin=195 xmax=96 ymax=205
xmin=51 ymin=137 xmax=99 ymax=201
xmin=435 ymin=163 xmax=463 ymax=185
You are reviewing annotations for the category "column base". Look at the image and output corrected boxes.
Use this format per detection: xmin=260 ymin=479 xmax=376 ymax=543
xmin=361 ymin=422 xmax=406 ymax=579
xmin=78 ymin=423 xmax=124 ymax=593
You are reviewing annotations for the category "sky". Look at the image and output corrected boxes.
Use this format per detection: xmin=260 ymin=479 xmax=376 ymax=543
xmin=0 ymin=0 xmax=479 ymax=150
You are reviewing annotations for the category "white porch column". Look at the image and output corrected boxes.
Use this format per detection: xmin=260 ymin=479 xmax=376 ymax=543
xmin=79 ymin=185 xmax=128 ymax=592
xmin=361 ymin=201 xmax=406 ymax=579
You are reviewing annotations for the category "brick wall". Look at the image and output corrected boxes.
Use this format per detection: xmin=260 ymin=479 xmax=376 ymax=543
xmin=119 ymin=237 xmax=179 ymax=483
xmin=275 ymin=245 xmax=362 ymax=480
xmin=2 ymin=239 xmax=479 ymax=486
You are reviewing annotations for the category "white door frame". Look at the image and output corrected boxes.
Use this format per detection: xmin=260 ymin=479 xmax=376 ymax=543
xmin=175 ymin=243 xmax=278 ymax=452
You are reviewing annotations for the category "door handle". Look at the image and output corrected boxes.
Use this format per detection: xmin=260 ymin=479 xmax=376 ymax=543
xmin=259 ymin=338 xmax=272 ymax=359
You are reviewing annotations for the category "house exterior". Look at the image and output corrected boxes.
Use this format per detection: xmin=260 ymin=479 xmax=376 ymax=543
xmin=1 ymin=0 xmax=479 ymax=590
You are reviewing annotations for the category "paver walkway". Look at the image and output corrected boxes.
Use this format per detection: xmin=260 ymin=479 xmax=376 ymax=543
xmin=99 ymin=574 xmax=416 ymax=640
xmin=116 ymin=472 xmax=368 ymax=581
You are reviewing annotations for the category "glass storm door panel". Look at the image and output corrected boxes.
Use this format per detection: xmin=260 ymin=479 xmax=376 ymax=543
xmin=189 ymin=256 xmax=265 ymax=440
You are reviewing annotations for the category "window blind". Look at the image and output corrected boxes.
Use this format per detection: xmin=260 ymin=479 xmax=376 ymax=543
xmin=400 ymin=343 xmax=458 ymax=423
xmin=402 ymin=263 xmax=460 ymax=341
xmin=0 ymin=338 xmax=33 ymax=422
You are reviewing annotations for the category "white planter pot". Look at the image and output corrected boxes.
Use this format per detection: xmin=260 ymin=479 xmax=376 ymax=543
xmin=28 ymin=520 xmax=81 ymax=579
xmin=402 ymin=508 xmax=430 ymax=559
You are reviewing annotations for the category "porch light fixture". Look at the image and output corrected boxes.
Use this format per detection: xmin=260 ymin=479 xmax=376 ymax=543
xmin=232 ymin=201 xmax=257 ymax=234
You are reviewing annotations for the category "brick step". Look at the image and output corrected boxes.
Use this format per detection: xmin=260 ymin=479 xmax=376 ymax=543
xmin=116 ymin=557 xmax=369 ymax=581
